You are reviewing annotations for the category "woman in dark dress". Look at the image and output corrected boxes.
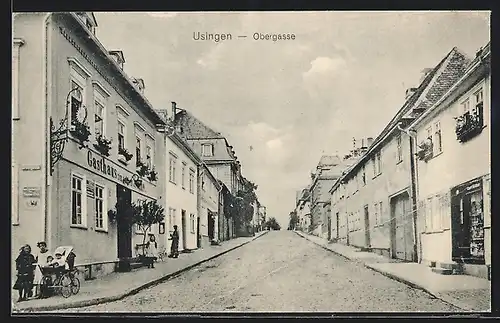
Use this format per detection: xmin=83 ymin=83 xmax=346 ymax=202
xmin=13 ymin=244 xmax=36 ymax=302
xmin=169 ymin=225 xmax=179 ymax=258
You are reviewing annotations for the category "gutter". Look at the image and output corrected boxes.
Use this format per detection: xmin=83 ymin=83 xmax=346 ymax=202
xmin=43 ymin=13 xmax=53 ymax=243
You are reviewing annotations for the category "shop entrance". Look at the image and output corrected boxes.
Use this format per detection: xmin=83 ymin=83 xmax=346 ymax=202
xmin=451 ymin=177 xmax=485 ymax=264
xmin=116 ymin=184 xmax=132 ymax=259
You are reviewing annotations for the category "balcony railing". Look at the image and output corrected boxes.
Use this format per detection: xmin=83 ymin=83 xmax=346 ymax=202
xmin=455 ymin=104 xmax=485 ymax=143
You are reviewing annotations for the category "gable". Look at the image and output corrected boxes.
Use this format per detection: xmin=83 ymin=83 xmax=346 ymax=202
xmin=176 ymin=111 xmax=223 ymax=139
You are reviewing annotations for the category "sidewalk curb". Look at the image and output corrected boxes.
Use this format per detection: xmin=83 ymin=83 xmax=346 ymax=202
xmin=293 ymin=231 xmax=353 ymax=262
xmin=363 ymin=264 xmax=470 ymax=312
xmin=294 ymin=231 xmax=479 ymax=312
xmin=14 ymin=231 xmax=269 ymax=313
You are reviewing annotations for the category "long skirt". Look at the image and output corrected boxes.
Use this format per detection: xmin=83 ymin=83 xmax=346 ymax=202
xmin=13 ymin=273 xmax=33 ymax=290
xmin=33 ymin=265 xmax=44 ymax=285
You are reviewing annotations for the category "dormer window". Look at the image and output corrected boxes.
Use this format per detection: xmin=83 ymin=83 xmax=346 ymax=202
xmin=202 ymin=143 xmax=214 ymax=157
xmin=108 ymin=50 xmax=125 ymax=70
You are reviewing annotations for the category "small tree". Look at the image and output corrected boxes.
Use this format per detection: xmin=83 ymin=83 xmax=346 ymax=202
xmin=265 ymin=217 xmax=281 ymax=230
xmin=109 ymin=199 xmax=165 ymax=256
xmin=134 ymin=200 xmax=165 ymax=256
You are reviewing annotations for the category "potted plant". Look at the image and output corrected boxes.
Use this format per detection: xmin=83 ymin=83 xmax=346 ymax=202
xmin=118 ymin=147 xmax=134 ymax=164
xmin=69 ymin=120 xmax=91 ymax=147
xmin=148 ymin=167 xmax=158 ymax=182
xmin=416 ymin=139 xmax=433 ymax=162
xmin=134 ymin=177 xmax=143 ymax=188
xmin=136 ymin=160 xmax=149 ymax=177
xmin=94 ymin=135 xmax=112 ymax=157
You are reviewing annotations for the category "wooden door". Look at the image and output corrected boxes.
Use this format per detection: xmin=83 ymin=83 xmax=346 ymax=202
xmin=392 ymin=193 xmax=414 ymax=261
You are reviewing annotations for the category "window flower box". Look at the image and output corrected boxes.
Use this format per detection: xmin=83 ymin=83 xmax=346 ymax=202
xmin=93 ymin=135 xmax=112 ymax=157
xmin=454 ymin=108 xmax=485 ymax=143
xmin=416 ymin=139 xmax=433 ymax=162
xmin=136 ymin=160 xmax=149 ymax=177
xmin=148 ymin=167 xmax=158 ymax=182
xmin=118 ymin=147 xmax=133 ymax=164
xmin=69 ymin=120 xmax=91 ymax=147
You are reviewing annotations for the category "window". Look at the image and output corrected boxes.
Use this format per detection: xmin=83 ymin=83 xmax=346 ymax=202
xmin=12 ymin=39 xmax=24 ymax=120
xmin=373 ymin=152 xmax=381 ymax=177
xmin=146 ymin=145 xmax=152 ymax=168
xmin=202 ymin=144 xmax=214 ymax=157
xmin=434 ymin=121 xmax=442 ymax=154
xmin=136 ymin=137 xmax=142 ymax=164
xmin=362 ymin=165 xmax=366 ymax=186
xmin=396 ymin=134 xmax=403 ymax=163
xmin=374 ymin=202 xmax=380 ymax=225
xmin=189 ymin=169 xmax=195 ymax=194
xmin=68 ymin=60 xmax=90 ymax=124
xmin=117 ymin=121 xmax=126 ymax=150
xmin=473 ymin=88 xmax=484 ymax=125
xmin=190 ymin=214 xmax=196 ymax=233
xmin=71 ymin=174 xmax=86 ymax=227
xmin=181 ymin=163 xmax=186 ymax=189
xmin=169 ymin=154 xmax=177 ymax=183
xmin=425 ymin=197 xmax=433 ymax=232
xmin=461 ymin=99 xmax=471 ymax=114
xmin=95 ymin=184 xmax=107 ymax=231
xmin=93 ymin=89 xmax=107 ymax=137
xmin=168 ymin=207 xmax=176 ymax=232
xmin=70 ymin=80 xmax=84 ymax=124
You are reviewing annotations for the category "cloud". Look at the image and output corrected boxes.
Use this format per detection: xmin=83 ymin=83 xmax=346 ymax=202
xmin=302 ymin=56 xmax=347 ymax=79
xmin=146 ymin=12 xmax=178 ymax=19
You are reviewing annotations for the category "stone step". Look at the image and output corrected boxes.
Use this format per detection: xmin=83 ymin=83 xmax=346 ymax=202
xmin=431 ymin=267 xmax=454 ymax=275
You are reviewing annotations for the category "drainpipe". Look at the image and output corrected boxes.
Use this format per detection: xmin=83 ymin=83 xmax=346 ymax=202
xmin=43 ymin=13 xmax=53 ymax=244
xmin=397 ymin=122 xmax=420 ymax=263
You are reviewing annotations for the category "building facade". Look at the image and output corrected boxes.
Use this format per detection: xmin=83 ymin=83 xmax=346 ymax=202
xmin=309 ymin=156 xmax=346 ymax=238
xmin=12 ymin=13 xmax=166 ymax=279
xmin=295 ymin=188 xmax=311 ymax=232
xmin=408 ymin=43 xmax=490 ymax=279
xmin=198 ymin=164 xmax=221 ymax=247
xmin=161 ymin=131 xmax=201 ymax=252
xmin=329 ymin=47 xmax=471 ymax=262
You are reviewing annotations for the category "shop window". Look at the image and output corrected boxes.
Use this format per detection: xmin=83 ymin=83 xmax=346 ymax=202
xmin=95 ymin=184 xmax=107 ymax=231
xmin=71 ymin=174 xmax=86 ymax=227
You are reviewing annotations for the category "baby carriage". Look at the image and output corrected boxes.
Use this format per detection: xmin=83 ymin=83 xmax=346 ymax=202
xmin=39 ymin=246 xmax=80 ymax=299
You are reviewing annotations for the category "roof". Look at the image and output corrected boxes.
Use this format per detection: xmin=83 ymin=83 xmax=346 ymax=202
xmin=318 ymin=155 xmax=341 ymax=167
xmin=338 ymin=46 xmax=470 ymax=182
xmin=175 ymin=110 xmax=225 ymax=139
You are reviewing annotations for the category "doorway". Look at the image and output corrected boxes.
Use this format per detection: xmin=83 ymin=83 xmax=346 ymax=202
xmin=116 ymin=185 xmax=132 ymax=259
xmin=390 ymin=192 xmax=415 ymax=262
xmin=208 ymin=210 xmax=215 ymax=240
xmin=451 ymin=177 xmax=485 ymax=264
xmin=327 ymin=216 xmax=332 ymax=240
xmin=364 ymin=205 xmax=371 ymax=247
xmin=181 ymin=210 xmax=187 ymax=250
xmin=336 ymin=212 xmax=340 ymax=240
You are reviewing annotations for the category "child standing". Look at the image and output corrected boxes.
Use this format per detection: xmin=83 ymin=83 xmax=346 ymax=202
xmin=13 ymin=244 xmax=36 ymax=302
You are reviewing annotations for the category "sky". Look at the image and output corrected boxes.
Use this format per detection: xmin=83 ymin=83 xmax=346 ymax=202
xmin=93 ymin=11 xmax=490 ymax=228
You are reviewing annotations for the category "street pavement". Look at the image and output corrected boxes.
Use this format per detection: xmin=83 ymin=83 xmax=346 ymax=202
xmin=54 ymin=230 xmax=460 ymax=312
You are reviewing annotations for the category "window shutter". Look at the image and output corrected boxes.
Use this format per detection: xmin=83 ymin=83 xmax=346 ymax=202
xmin=440 ymin=192 xmax=451 ymax=230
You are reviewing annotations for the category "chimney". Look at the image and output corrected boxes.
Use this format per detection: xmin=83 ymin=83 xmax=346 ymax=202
xmin=171 ymin=101 xmax=177 ymax=119
xmin=361 ymin=138 xmax=366 ymax=149
xmin=367 ymin=137 xmax=374 ymax=147
xmin=108 ymin=50 xmax=125 ymax=70
xmin=405 ymin=87 xmax=417 ymax=100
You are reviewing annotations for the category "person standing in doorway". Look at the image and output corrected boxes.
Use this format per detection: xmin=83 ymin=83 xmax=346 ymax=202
xmin=169 ymin=225 xmax=179 ymax=258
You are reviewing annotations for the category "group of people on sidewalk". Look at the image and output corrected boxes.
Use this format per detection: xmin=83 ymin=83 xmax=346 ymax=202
xmin=13 ymin=241 xmax=71 ymax=302
xmin=147 ymin=225 xmax=180 ymax=268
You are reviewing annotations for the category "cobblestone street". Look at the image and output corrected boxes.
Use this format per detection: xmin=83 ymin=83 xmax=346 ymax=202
xmin=55 ymin=231 xmax=459 ymax=313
